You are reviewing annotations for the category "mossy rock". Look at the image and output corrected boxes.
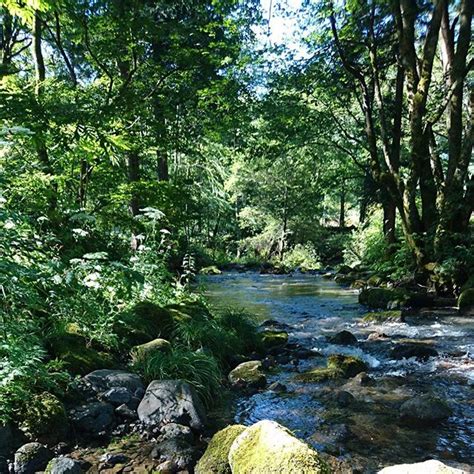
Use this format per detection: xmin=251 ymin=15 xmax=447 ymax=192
xmin=362 ymin=310 xmax=403 ymax=323
xmin=49 ymin=332 xmax=115 ymax=375
xmin=334 ymin=274 xmax=356 ymax=285
xmin=260 ymin=330 xmax=288 ymax=350
xmin=130 ymin=338 xmax=171 ymax=363
xmin=460 ymin=276 xmax=474 ymax=292
xmin=337 ymin=265 xmax=353 ymax=275
xmin=195 ymin=424 xmax=246 ymax=474
xmin=359 ymin=288 xmax=408 ymax=309
xmin=458 ymin=288 xmax=474 ymax=312
xmin=117 ymin=301 xmax=175 ymax=346
xmin=228 ymin=361 xmax=266 ymax=389
xmin=228 ymin=420 xmax=330 ymax=474
xmin=166 ymin=300 xmax=212 ymax=324
xmin=296 ymin=355 xmax=368 ymax=382
xmin=200 ymin=266 xmax=222 ymax=275
xmin=367 ymin=275 xmax=384 ymax=287
xmin=20 ymin=393 xmax=68 ymax=444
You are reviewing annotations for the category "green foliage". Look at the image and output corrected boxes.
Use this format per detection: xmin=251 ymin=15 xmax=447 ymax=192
xmin=280 ymin=243 xmax=321 ymax=271
xmin=132 ymin=346 xmax=222 ymax=408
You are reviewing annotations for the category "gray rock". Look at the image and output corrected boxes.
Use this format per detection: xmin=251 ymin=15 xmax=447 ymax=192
xmin=46 ymin=456 xmax=83 ymax=474
xmin=138 ymin=380 xmax=207 ymax=431
xmin=100 ymin=453 xmax=129 ymax=465
xmin=400 ymin=395 xmax=452 ymax=425
xmin=151 ymin=438 xmax=200 ymax=471
xmin=115 ymin=404 xmax=137 ymax=420
xmin=160 ymin=423 xmax=194 ymax=444
xmin=100 ymin=387 xmax=132 ymax=405
xmin=328 ymin=330 xmax=358 ymax=345
xmin=155 ymin=460 xmax=178 ymax=473
xmin=378 ymin=459 xmax=466 ymax=473
xmin=14 ymin=443 xmax=52 ymax=474
xmin=70 ymin=402 xmax=114 ymax=435
xmin=84 ymin=370 xmax=144 ymax=393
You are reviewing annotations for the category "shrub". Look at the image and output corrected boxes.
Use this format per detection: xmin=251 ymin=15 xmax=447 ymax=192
xmin=280 ymin=243 xmax=321 ymax=271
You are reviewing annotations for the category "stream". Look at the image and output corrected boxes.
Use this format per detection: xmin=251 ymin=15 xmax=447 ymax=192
xmin=201 ymin=271 xmax=474 ymax=473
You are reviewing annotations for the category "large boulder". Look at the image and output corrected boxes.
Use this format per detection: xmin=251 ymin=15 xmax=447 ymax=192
xmin=359 ymin=288 xmax=407 ymax=309
xmin=228 ymin=361 xmax=266 ymax=390
xmin=458 ymin=288 xmax=474 ymax=313
xmin=228 ymin=420 xmax=330 ymax=474
xmin=390 ymin=343 xmax=438 ymax=361
xmin=84 ymin=369 xmax=144 ymax=394
xmin=45 ymin=456 xmax=83 ymax=474
xmin=296 ymin=355 xmax=368 ymax=382
xmin=70 ymin=402 xmax=115 ymax=436
xmin=137 ymin=380 xmax=207 ymax=431
xmin=14 ymin=443 xmax=53 ymax=474
xmin=20 ymin=392 xmax=69 ymax=444
xmin=400 ymin=395 xmax=451 ymax=425
xmin=195 ymin=425 xmax=246 ymax=474
xmin=378 ymin=459 xmax=466 ymax=473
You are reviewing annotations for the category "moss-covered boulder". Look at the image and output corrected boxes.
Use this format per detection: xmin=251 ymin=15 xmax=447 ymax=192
xmin=199 ymin=266 xmax=222 ymax=275
xmin=20 ymin=393 xmax=68 ymax=444
xmin=228 ymin=420 xmax=330 ymax=474
xmin=117 ymin=301 xmax=175 ymax=346
xmin=367 ymin=275 xmax=384 ymax=287
xmin=359 ymin=288 xmax=408 ymax=309
xmin=130 ymin=338 xmax=170 ymax=363
xmin=458 ymin=288 xmax=474 ymax=313
xmin=260 ymin=330 xmax=288 ymax=351
xmin=296 ymin=355 xmax=368 ymax=383
xmin=362 ymin=310 xmax=403 ymax=323
xmin=228 ymin=361 xmax=266 ymax=390
xmin=45 ymin=456 xmax=83 ymax=474
xmin=49 ymin=332 xmax=115 ymax=375
xmin=195 ymin=425 xmax=246 ymax=474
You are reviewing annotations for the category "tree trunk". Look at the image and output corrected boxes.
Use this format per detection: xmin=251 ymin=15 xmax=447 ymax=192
xmin=157 ymin=150 xmax=169 ymax=181
xmin=128 ymin=151 xmax=140 ymax=217
xmin=31 ymin=10 xmax=57 ymax=215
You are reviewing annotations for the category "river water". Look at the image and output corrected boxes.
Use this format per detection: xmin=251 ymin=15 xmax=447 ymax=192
xmin=201 ymin=272 xmax=474 ymax=473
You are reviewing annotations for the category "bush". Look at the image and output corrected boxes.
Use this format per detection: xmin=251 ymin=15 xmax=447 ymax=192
xmin=280 ymin=243 xmax=321 ymax=271
xmin=132 ymin=346 xmax=222 ymax=408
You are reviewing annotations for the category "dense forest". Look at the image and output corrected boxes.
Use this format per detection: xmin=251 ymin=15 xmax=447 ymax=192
xmin=0 ymin=0 xmax=472 ymax=473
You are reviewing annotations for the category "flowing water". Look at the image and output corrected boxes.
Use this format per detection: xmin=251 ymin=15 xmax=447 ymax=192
xmin=201 ymin=272 xmax=474 ymax=473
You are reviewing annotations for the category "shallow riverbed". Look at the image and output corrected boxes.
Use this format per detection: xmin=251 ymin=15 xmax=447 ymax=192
xmin=201 ymin=272 xmax=474 ymax=473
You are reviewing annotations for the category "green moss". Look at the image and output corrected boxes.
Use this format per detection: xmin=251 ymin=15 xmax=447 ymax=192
xmin=296 ymin=355 xmax=367 ymax=382
xmin=200 ymin=266 xmax=222 ymax=275
xmin=458 ymin=288 xmax=474 ymax=311
xmin=359 ymin=288 xmax=408 ymax=309
xmin=130 ymin=338 xmax=171 ymax=363
xmin=228 ymin=361 xmax=266 ymax=388
xmin=260 ymin=330 xmax=288 ymax=350
xmin=20 ymin=392 xmax=68 ymax=443
xmin=195 ymin=425 xmax=246 ymax=474
xmin=363 ymin=310 xmax=403 ymax=323
xmin=117 ymin=301 xmax=175 ymax=346
xmin=228 ymin=420 xmax=330 ymax=474
xmin=49 ymin=332 xmax=115 ymax=375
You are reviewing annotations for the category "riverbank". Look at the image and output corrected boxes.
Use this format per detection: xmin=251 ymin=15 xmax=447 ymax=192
xmin=1 ymin=271 xmax=473 ymax=473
